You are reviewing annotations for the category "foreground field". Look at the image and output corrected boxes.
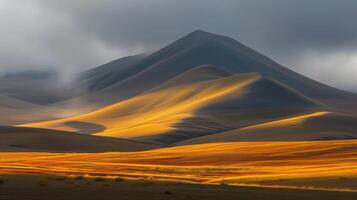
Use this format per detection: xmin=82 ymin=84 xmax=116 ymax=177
xmin=1 ymin=174 xmax=356 ymax=200
xmin=2 ymin=140 xmax=357 ymax=192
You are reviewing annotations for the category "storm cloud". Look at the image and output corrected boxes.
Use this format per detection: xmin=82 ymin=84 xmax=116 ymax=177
xmin=1 ymin=0 xmax=357 ymax=91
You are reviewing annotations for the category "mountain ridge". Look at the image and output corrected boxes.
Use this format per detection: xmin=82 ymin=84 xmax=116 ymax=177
xmin=66 ymin=30 xmax=357 ymax=115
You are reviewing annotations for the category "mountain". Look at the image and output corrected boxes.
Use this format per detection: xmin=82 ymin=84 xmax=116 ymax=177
xmin=75 ymin=54 xmax=145 ymax=92
xmin=147 ymin=64 xmax=233 ymax=92
xmin=22 ymin=70 xmax=322 ymax=144
xmin=9 ymin=30 xmax=357 ymax=145
xmin=69 ymin=30 xmax=357 ymax=113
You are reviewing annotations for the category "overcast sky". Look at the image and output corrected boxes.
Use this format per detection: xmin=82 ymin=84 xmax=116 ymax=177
xmin=1 ymin=0 xmax=357 ymax=91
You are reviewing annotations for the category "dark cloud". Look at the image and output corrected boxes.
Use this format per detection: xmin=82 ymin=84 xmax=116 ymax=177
xmin=1 ymin=0 xmax=357 ymax=91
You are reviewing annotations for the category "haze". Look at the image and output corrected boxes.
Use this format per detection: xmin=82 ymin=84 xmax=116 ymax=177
xmin=0 ymin=0 xmax=357 ymax=92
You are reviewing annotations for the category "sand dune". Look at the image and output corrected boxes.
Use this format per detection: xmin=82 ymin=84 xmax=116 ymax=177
xmin=0 ymin=126 xmax=157 ymax=152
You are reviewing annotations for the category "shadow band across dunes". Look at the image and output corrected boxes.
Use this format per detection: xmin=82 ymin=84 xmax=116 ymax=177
xmin=62 ymin=120 xmax=106 ymax=135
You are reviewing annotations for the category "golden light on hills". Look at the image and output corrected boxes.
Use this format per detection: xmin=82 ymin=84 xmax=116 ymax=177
xmin=240 ymin=111 xmax=329 ymax=130
xmin=2 ymin=140 xmax=357 ymax=191
xmin=21 ymin=74 xmax=260 ymax=138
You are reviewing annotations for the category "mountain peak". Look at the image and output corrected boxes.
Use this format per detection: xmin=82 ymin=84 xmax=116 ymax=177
xmin=167 ymin=29 xmax=236 ymax=52
xmin=189 ymin=29 xmax=213 ymax=35
xmin=185 ymin=29 xmax=220 ymax=40
xmin=180 ymin=30 xmax=245 ymax=49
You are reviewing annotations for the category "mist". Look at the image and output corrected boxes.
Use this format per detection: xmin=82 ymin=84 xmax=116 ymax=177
xmin=0 ymin=0 xmax=356 ymax=91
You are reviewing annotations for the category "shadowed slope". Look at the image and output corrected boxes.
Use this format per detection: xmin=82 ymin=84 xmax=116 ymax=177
xmin=150 ymin=76 xmax=319 ymax=144
xmin=75 ymin=54 xmax=145 ymax=92
xmin=179 ymin=111 xmax=357 ymax=145
xmin=2 ymin=30 xmax=357 ymax=127
xmin=0 ymin=95 xmax=57 ymax=125
xmin=0 ymin=126 xmax=157 ymax=152
xmin=0 ymin=71 xmax=73 ymax=105
xmin=148 ymin=64 xmax=233 ymax=92
xmin=0 ymin=95 xmax=41 ymax=110
xmin=21 ymin=73 xmax=319 ymax=144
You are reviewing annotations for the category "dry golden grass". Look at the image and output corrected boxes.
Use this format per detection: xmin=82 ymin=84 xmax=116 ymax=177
xmin=2 ymin=140 xmax=357 ymax=191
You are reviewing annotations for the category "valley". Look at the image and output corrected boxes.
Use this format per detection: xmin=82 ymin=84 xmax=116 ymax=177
xmin=1 ymin=30 xmax=357 ymax=199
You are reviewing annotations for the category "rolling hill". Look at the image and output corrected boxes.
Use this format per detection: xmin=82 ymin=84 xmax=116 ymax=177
xmin=0 ymin=95 xmax=56 ymax=125
xmin=2 ymin=30 xmax=357 ymax=147
xmin=2 ymin=30 xmax=357 ymax=197
xmin=179 ymin=111 xmax=357 ymax=145
xmin=21 ymin=67 xmax=323 ymax=144
xmin=0 ymin=126 xmax=157 ymax=152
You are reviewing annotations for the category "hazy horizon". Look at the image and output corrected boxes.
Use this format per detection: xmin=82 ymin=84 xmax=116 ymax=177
xmin=1 ymin=0 xmax=357 ymax=92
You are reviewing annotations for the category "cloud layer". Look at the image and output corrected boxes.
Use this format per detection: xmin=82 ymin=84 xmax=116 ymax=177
xmin=1 ymin=0 xmax=357 ymax=91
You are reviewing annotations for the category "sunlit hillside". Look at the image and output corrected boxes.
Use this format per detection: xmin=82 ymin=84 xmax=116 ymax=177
xmin=21 ymin=68 xmax=330 ymax=144
xmin=2 ymin=1 xmax=357 ymax=199
xmin=21 ymin=73 xmax=261 ymax=139
xmin=1 ymin=30 xmax=357 ymax=199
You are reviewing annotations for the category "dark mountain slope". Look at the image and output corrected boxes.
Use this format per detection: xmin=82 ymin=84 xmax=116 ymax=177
xmin=148 ymin=64 xmax=233 ymax=92
xmin=76 ymin=30 xmax=357 ymax=113
xmin=75 ymin=54 xmax=146 ymax=92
